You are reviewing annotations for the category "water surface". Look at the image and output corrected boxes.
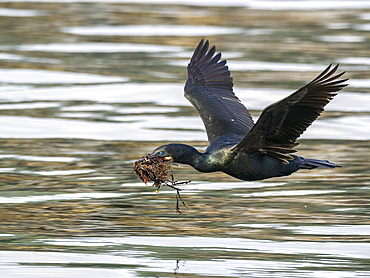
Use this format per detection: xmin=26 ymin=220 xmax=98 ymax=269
xmin=0 ymin=1 xmax=369 ymax=277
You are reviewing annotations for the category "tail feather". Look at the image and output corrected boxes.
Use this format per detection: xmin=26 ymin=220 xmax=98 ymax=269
xmin=300 ymin=158 xmax=340 ymax=169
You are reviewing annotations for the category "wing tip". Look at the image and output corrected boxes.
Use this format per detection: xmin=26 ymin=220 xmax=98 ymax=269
xmin=309 ymin=63 xmax=349 ymax=90
xmin=187 ymin=39 xmax=233 ymax=89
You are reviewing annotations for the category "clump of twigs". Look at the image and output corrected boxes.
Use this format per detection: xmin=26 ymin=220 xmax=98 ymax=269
xmin=133 ymin=155 xmax=191 ymax=213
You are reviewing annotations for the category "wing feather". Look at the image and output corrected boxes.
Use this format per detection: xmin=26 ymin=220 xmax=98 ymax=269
xmin=232 ymin=64 xmax=348 ymax=163
xmin=184 ymin=39 xmax=254 ymax=143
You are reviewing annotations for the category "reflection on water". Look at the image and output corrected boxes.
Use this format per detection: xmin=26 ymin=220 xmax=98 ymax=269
xmin=0 ymin=1 xmax=369 ymax=277
xmin=0 ymin=42 xmax=186 ymax=53
xmin=0 ymin=69 xmax=128 ymax=84
xmin=62 ymin=25 xmax=245 ymax=36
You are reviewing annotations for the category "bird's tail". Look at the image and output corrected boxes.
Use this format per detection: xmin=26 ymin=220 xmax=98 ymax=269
xmin=300 ymin=158 xmax=340 ymax=169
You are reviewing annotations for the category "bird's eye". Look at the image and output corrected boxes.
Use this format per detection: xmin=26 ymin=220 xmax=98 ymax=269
xmin=158 ymin=152 xmax=163 ymax=156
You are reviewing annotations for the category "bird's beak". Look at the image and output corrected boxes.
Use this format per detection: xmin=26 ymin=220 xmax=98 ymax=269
xmin=163 ymin=156 xmax=173 ymax=162
xmin=148 ymin=153 xmax=173 ymax=162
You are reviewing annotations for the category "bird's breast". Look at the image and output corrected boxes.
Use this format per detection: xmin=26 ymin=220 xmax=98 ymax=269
xmin=198 ymin=149 xmax=233 ymax=173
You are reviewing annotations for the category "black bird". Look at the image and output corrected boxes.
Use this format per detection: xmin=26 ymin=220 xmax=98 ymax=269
xmin=149 ymin=39 xmax=347 ymax=181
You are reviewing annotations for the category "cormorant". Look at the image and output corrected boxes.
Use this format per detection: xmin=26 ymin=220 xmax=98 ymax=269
xmin=148 ymin=39 xmax=347 ymax=181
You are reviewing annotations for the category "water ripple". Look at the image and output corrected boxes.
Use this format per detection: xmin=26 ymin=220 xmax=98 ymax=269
xmin=0 ymin=8 xmax=44 ymax=17
xmin=3 ymin=43 xmax=186 ymax=53
xmin=0 ymin=69 xmax=128 ymax=84
xmin=40 ymin=236 xmax=370 ymax=259
xmin=62 ymin=25 xmax=244 ymax=36
xmin=0 ymin=192 xmax=126 ymax=204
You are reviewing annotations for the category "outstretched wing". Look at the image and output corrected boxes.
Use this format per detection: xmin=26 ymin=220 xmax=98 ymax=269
xmin=232 ymin=64 xmax=348 ymax=163
xmin=184 ymin=39 xmax=254 ymax=144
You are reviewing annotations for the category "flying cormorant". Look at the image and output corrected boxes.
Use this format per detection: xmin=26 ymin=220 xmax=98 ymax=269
xmin=148 ymin=39 xmax=347 ymax=181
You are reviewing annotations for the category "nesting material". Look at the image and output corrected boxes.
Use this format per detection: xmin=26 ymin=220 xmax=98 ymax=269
xmin=133 ymin=155 xmax=171 ymax=186
xmin=133 ymin=155 xmax=191 ymax=213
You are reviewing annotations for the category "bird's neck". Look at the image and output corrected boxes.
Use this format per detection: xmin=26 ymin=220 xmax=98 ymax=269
xmin=164 ymin=143 xmax=223 ymax=173
xmin=170 ymin=144 xmax=231 ymax=172
xmin=168 ymin=144 xmax=207 ymax=171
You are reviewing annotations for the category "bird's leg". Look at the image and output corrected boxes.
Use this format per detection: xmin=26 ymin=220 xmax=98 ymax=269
xmin=172 ymin=179 xmax=192 ymax=186
xmin=165 ymin=175 xmax=190 ymax=213
xmin=175 ymin=191 xmax=181 ymax=214
xmin=165 ymin=182 xmax=187 ymax=213
xmin=172 ymin=176 xmax=190 ymax=211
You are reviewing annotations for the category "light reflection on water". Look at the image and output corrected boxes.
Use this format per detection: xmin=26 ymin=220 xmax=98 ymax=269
xmin=0 ymin=1 xmax=369 ymax=277
xmin=62 ymin=25 xmax=245 ymax=36
xmin=0 ymin=69 xmax=128 ymax=84
xmin=0 ymin=42 xmax=186 ymax=53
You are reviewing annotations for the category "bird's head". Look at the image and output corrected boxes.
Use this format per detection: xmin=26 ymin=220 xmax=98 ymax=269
xmin=149 ymin=144 xmax=175 ymax=162
xmin=148 ymin=143 xmax=202 ymax=166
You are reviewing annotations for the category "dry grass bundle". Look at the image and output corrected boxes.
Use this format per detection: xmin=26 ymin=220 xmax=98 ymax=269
xmin=133 ymin=155 xmax=191 ymax=213
xmin=133 ymin=156 xmax=171 ymax=186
